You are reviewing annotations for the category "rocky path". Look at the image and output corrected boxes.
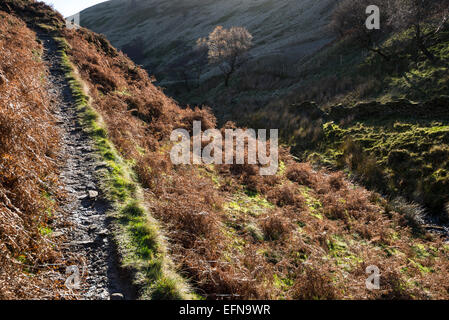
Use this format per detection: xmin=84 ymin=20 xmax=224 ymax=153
xmin=38 ymin=32 xmax=135 ymax=300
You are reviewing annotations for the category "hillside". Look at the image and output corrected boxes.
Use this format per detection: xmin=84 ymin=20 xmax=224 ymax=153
xmin=77 ymin=0 xmax=335 ymax=83
xmin=75 ymin=0 xmax=337 ymax=123
xmin=250 ymin=2 xmax=449 ymax=219
xmin=0 ymin=6 xmax=65 ymax=299
xmin=2 ymin=0 xmax=449 ymax=300
xmin=79 ymin=0 xmax=449 ymax=219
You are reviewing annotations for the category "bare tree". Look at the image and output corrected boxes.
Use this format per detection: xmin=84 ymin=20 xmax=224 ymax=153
xmin=330 ymin=0 xmax=393 ymax=60
xmin=193 ymin=37 xmax=209 ymax=87
xmin=172 ymin=39 xmax=208 ymax=92
xmin=392 ymin=0 xmax=449 ymax=62
xmin=205 ymin=26 xmax=253 ymax=87
xmin=331 ymin=0 xmax=448 ymax=63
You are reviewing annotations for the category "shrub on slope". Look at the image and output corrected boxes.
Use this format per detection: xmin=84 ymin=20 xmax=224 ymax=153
xmin=249 ymin=15 xmax=449 ymax=217
xmin=61 ymin=25 xmax=449 ymax=299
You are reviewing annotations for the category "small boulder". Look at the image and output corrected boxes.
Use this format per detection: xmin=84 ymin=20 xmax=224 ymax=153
xmin=51 ymin=231 xmax=64 ymax=238
xmin=78 ymin=194 xmax=88 ymax=200
xmin=110 ymin=293 xmax=125 ymax=300
xmin=86 ymin=182 xmax=96 ymax=189
xmin=88 ymin=190 xmax=99 ymax=198
xmin=0 ymin=73 xmax=8 ymax=86
xmin=98 ymin=229 xmax=109 ymax=236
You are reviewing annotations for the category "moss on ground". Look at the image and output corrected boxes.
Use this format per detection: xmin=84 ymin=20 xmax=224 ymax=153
xmin=308 ymin=119 xmax=449 ymax=215
xmin=54 ymin=36 xmax=193 ymax=300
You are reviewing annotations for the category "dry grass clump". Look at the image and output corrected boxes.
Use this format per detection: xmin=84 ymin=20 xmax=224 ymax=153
xmin=63 ymin=24 xmax=449 ymax=300
xmin=260 ymin=212 xmax=292 ymax=241
xmin=0 ymin=12 xmax=64 ymax=299
xmin=0 ymin=0 xmax=64 ymax=30
xmin=286 ymin=162 xmax=317 ymax=187
xmin=266 ymin=183 xmax=304 ymax=207
xmin=291 ymin=267 xmax=337 ymax=300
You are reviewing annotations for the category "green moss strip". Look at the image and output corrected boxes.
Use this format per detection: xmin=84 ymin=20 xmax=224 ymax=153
xmin=54 ymin=36 xmax=193 ymax=300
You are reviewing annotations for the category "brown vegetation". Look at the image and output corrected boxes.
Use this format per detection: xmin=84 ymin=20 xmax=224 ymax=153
xmin=62 ymin=23 xmax=449 ymax=299
xmin=0 ymin=11 xmax=64 ymax=299
xmin=2 ymin=0 xmax=449 ymax=300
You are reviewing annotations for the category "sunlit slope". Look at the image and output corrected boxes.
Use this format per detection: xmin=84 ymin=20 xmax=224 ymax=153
xmin=76 ymin=0 xmax=335 ymax=82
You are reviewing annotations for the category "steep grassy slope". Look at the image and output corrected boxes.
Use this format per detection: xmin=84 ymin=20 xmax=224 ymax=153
xmin=314 ymin=114 xmax=449 ymax=215
xmin=0 ymin=9 xmax=65 ymax=299
xmin=3 ymin=0 xmax=449 ymax=300
xmin=61 ymin=16 xmax=449 ymax=299
xmin=251 ymin=19 xmax=449 ymax=217
xmin=78 ymin=0 xmax=335 ymax=83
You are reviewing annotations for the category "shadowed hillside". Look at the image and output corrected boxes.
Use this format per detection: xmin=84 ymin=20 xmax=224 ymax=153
xmin=2 ymin=0 xmax=449 ymax=300
xmin=78 ymin=0 xmax=335 ymax=84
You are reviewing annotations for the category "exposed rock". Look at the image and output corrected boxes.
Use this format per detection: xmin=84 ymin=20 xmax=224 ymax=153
xmin=0 ymin=72 xmax=8 ymax=85
xmin=110 ymin=293 xmax=125 ymax=300
xmin=51 ymin=231 xmax=64 ymax=238
xmin=88 ymin=190 xmax=99 ymax=198
xmin=70 ymin=240 xmax=94 ymax=246
xmin=78 ymin=194 xmax=88 ymax=200
xmin=86 ymin=182 xmax=96 ymax=189
xmin=98 ymin=229 xmax=109 ymax=236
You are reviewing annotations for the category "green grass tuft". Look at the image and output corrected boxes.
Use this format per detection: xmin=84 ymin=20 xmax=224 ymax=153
xmin=54 ymin=36 xmax=193 ymax=300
